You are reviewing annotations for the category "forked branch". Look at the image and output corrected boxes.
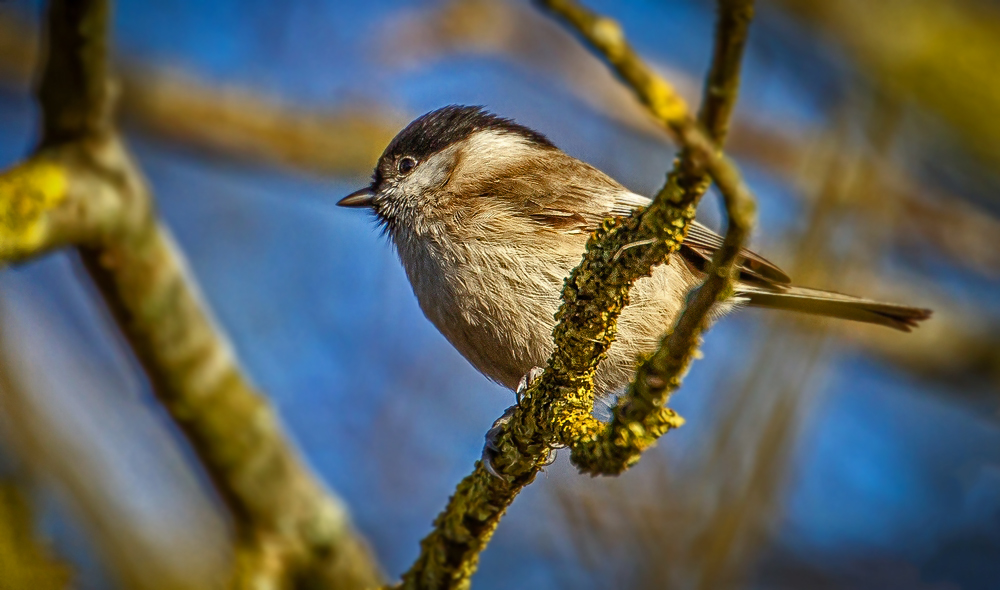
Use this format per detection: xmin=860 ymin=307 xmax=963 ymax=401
xmin=396 ymin=1 xmax=757 ymax=588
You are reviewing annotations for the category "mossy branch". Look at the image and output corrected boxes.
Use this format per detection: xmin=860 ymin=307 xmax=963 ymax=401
xmin=0 ymin=0 xmax=382 ymax=587
xmin=538 ymin=0 xmax=757 ymax=475
xmin=396 ymin=0 xmax=757 ymax=588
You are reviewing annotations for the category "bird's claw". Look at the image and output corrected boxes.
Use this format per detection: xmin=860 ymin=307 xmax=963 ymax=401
xmin=482 ymin=404 xmax=517 ymax=480
xmin=482 ymin=367 xmax=548 ymax=479
xmin=515 ymin=366 xmax=545 ymax=404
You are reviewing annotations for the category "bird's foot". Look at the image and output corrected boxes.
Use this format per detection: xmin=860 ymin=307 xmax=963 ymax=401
xmin=515 ymin=366 xmax=545 ymax=404
xmin=482 ymin=404 xmax=517 ymax=479
xmin=482 ymin=367 xmax=546 ymax=479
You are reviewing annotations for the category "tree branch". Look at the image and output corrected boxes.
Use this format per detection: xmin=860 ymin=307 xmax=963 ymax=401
xmin=37 ymin=0 xmax=114 ymax=143
xmin=537 ymin=0 xmax=758 ymax=473
xmin=0 ymin=1 xmax=382 ymax=587
xmin=396 ymin=1 xmax=757 ymax=587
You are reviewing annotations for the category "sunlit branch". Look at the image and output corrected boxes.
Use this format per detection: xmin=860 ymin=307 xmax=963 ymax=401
xmin=0 ymin=0 xmax=382 ymax=587
xmin=395 ymin=1 xmax=758 ymax=587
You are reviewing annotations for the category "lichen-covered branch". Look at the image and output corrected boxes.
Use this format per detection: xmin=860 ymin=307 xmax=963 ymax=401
xmin=0 ymin=0 xmax=382 ymax=587
xmin=557 ymin=0 xmax=756 ymax=473
xmin=568 ymin=135 xmax=755 ymax=475
xmin=520 ymin=0 xmax=758 ymax=472
xmin=396 ymin=1 xmax=757 ymax=588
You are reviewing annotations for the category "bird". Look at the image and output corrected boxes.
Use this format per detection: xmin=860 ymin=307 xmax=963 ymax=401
xmin=338 ymin=105 xmax=931 ymax=398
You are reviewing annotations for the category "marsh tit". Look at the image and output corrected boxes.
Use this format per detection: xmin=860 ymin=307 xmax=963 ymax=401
xmin=339 ymin=105 xmax=930 ymax=397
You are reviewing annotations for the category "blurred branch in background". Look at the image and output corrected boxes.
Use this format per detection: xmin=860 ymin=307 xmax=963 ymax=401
xmin=771 ymin=0 xmax=1000 ymax=176
xmin=121 ymin=70 xmax=401 ymax=177
xmin=0 ymin=8 xmax=402 ymax=177
xmin=0 ymin=0 xmax=382 ymax=587
xmin=0 ymin=478 xmax=71 ymax=590
xmin=0 ymin=285 xmax=230 ymax=590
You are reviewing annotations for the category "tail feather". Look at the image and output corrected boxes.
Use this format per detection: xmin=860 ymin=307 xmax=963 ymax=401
xmin=738 ymin=285 xmax=933 ymax=332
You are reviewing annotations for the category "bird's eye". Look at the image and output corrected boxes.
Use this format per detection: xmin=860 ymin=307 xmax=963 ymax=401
xmin=397 ymin=156 xmax=417 ymax=175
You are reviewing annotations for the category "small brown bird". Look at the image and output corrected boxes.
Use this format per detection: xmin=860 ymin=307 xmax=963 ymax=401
xmin=339 ymin=105 xmax=931 ymax=397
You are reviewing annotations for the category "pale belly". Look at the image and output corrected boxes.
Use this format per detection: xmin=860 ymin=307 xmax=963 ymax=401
xmin=401 ymin=235 xmax=705 ymax=394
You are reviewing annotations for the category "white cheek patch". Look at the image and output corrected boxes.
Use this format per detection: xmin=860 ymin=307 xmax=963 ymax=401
xmin=402 ymin=147 xmax=458 ymax=194
xmin=402 ymin=130 xmax=539 ymax=196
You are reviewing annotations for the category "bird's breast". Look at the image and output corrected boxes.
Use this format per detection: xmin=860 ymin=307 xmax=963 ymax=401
xmin=395 ymin=228 xmax=577 ymax=388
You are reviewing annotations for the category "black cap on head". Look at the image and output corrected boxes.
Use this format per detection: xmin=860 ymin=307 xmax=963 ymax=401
xmin=380 ymin=105 xmax=555 ymax=166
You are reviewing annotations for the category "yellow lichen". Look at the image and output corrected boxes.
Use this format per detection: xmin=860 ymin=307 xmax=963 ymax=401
xmin=646 ymin=78 xmax=690 ymax=125
xmin=0 ymin=160 xmax=68 ymax=257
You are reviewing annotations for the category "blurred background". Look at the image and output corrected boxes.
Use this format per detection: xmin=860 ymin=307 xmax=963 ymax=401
xmin=1 ymin=0 xmax=999 ymax=588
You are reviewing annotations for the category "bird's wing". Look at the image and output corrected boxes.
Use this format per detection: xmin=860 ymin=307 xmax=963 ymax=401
xmin=610 ymin=191 xmax=792 ymax=286
xmin=479 ymin=154 xmax=629 ymax=233
xmin=475 ymin=152 xmax=791 ymax=287
xmin=681 ymin=220 xmax=791 ymax=285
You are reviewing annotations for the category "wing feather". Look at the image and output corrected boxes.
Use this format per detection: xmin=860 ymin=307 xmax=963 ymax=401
xmin=451 ymin=144 xmax=792 ymax=288
xmin=611 ymin=192 xmax=792 ymax=287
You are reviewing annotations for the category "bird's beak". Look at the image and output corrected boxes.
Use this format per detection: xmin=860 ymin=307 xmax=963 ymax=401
xmin=337 ymin=186 xmax=376 ymax=208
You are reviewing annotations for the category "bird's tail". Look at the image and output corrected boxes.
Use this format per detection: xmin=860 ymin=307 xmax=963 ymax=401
xmin=737 ymin=284 xmax=932 ymax=332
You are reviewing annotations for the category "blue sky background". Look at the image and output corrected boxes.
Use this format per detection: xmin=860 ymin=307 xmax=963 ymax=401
xmin=1 ymin=1 xmax=999 ymax=588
